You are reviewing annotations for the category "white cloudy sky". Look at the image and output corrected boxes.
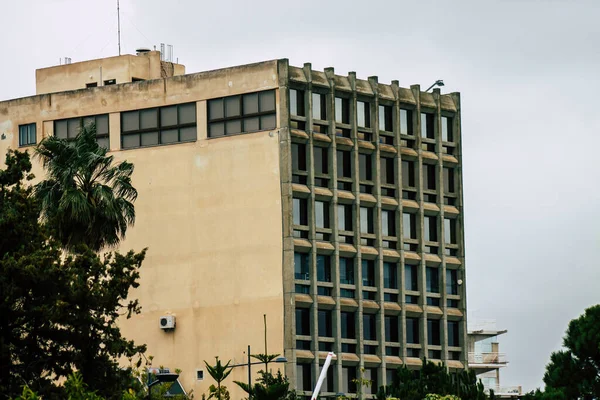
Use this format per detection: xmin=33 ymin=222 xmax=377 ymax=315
xmin=1 ymin=0 xmax=599 ymax=392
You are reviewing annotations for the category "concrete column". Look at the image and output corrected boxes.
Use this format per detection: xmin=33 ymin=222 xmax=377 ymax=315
xmin=450 ymin=91 xmax=468 ymax=366
xmin=108 ymin=112 xmax=121 ymax=151
xmin=276 ymin=59 xmax=298 ymax=387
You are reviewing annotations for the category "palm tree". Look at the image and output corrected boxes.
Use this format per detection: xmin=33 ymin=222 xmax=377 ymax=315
xmin=35 ymin=123 xmax=137 ymax=251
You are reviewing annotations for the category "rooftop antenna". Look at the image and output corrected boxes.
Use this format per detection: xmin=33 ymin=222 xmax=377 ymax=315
xmin=117 ymin=0 xmax=121 ymax=55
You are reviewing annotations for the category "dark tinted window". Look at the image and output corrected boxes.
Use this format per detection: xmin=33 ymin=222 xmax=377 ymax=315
xmin=400 ymin=108 xmax=413 ymax=135
xmin=292 ymin=143 xmax=307 ymax=171
xmin=383 ymin=262 xmax=397 ymax=289
xmin=359 ymin=154 xmax=372 ymax=181
xmin=208 ymin=90 xmax=276 ymax=137
xmin=290 ymin=89 xmax=305 ymax=117
xmin=18 ymin=123 xmax=36 ymax=147
xmin=444 ymin=167 xmax=455 ymax=193
xmin=403 ymin=213 xmax=417 ymax=239
xmin=318 ymin=310 xmax=333 ymax=337
xmin=317 ymin=255 xmax=331 ymax=282
xmin=446 ymin=269 xmax=458 ymax=295
xmin=448 ymin=321 xmax=460 ymax=346
xmin=421 ymin=112 xmax=435 ymax=139
xmin=385 ymin=316 xmax=399 ymax=342
xmin=294 ymin=252 xmax=309 ymax=280
xmin=425 ymin=216 xmax=438 ymax=242
xmin=340 ymin=258 xmax=354 ymax=285
xmin=337 ymin=150 xmax=352 ymax=179
xmin=295 ymin=308 xmax=310 ymax=335
xmin=379 ymin=105 xmax=393 ymax=132
xmin=405 ymin=265 xmax=418 ymax=291
xmin=428 ymin=319 xmax=441 ymax=345
xmin=56 ymin=114 xmax=110 ymax=149
xmin=362 ymin=259 xmax=375 ymax=287
xmin=312 ymin=92 xmax=327 ymax=120
xmin=381 ymin=157 xmax=395 ymax=185
xmin=445 ymin=218 xmax=457 ymax=244
xmin=424 ymin=164 xmax=437 ymax=190
xmin=338 ymin=204 xmax=353 ymax=231
xmin=121 ymin=104 xmax=195 ymax=149
xmin=406 ymin=318 xmax=419 ymax=344
xmin=315 ymin=201 xmax=330 ymax=229
xmin=341 ymin=311 xmax=355 ymax=339
xmin=382 ymin=209 xmax=396 ymax=237
xmin=363 ymin=314 xmax=377 ymax=340
xmin=357 ymin=101 xmax=370 ymax=128
xmin=360 ymin=207 xmax=374 ymax=234
xmin=402 ymin=160 xmax=416 ymax=187
xmin=314 ymin=146 xmax=329 ymax=175
xmin=293 ymin=198 xmax=308 ymax=225
xmin=442 ymin=116 xmax=453 ymax=142
xmin=335 ymin=97 xmax=350 ymax=124
xmin=426 ymin=267 xmax=440 ymax=293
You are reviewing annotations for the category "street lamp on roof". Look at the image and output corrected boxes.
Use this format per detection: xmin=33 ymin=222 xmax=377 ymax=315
xmin=425 ymin=79 xmax=445 ymax=92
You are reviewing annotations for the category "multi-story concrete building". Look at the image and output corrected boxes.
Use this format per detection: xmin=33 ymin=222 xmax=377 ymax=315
xmin=468 ymin=321 xmax=521 ymax=398
xmin=0 ymin=51 xmax=467 ymax=398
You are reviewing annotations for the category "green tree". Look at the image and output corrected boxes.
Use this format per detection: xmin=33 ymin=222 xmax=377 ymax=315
xmin=205 ymin=357 xmax=233 ymax=400
xmin=35 ymin=123 xmax=137 ymax=251
xmin=234 ymin=369 xmax=296 ymax=400
xmin=0 ymin=150 xmax=147 ymax=399
xmin=378 ymin=360 xmax=489 ymax=400
xmin=542 ymin=304 xmax=600 ymax=400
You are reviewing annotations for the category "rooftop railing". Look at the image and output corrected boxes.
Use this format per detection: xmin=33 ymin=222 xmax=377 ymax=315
xmin=468 ymin=352 xmax=508 ymax=364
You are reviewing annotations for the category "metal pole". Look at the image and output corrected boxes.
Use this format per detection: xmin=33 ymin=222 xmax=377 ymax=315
xmin=264 ymin=314 xmax=268 ymax=371
xmin=117 ymin=0 xmax=121 ymax=55
xmin=311 ymin=352 xmax=335 ymax=400
xmin=248 ymin=344 xmax=252 ymax=398
xmin=147 ymin=370 xmax=151 ymax=400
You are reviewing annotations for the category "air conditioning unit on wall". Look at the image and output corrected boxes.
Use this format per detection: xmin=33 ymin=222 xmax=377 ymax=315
xmin=159 ymin=315 xmax=176 ymax=330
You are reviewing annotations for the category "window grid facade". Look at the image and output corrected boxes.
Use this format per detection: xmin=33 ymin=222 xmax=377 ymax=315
xmin=121 ymin=103 xmax=196 ymax=149
xmin=282 ymin=66 xmax=464 ymax=397
xmin=207 ymin=90 xmax=276 ymax=138
xmin=54 ymin=114 xmax=110 ymax=149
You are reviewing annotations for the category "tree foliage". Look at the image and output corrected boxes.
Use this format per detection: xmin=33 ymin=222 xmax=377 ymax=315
xmin=377 ymin=360 xmax=490 ymax=400
xmin=35 ymin=124 xmax=137 ymax=251
xmin=539 ymin=304 xmax=600 ymax=400
xmin=204 ymin=357 xmax=233 ymax=400
xmin=234 ymin=368 xmax=296 ymax=400
xmin=0 ymin=149 xmax=146 ymax=399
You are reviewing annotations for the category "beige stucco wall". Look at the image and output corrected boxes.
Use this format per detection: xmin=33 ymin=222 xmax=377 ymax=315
xmin=0 ymin=59 xmax=286 ymax=398
xmin=115 ymin=131 xmax=285 ymax=397
xmin=35 ymin=51 xmax=185 ymax=95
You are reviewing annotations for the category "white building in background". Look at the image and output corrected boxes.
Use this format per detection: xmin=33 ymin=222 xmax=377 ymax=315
xmin=467 ymin=320 xmax=522 ymax=398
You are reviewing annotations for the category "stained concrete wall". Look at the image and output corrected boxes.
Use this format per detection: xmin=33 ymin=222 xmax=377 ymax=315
xmin=0 ymin=59 xmax=285 ymax=398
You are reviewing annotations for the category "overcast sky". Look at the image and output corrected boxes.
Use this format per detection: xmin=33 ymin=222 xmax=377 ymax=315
xmin=2 ymin=0 xmax=599 ymax=392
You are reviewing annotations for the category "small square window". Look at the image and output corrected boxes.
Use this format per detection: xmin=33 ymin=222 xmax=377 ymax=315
xmin=18 ymin=123 xmax=36 ymax=147
xmin=196 ymin=370 xmax=204 ymax=381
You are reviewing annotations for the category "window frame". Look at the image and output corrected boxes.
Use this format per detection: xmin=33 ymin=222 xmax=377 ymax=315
xmin=54 ymin=114 xmax=110 ymax=148
xmin=18 ymin=123 xmax=36 ymax=147
xmin=207 ymin=90 xmax=276 ymax=138
xmin=121 ymin=103 xmax=196 ymax=149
